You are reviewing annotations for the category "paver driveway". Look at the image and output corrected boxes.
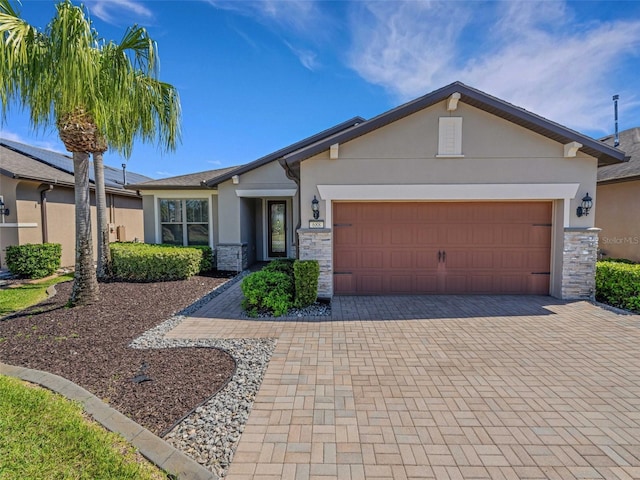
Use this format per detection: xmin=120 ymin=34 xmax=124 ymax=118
xmin=167 ymin=289 xmax=640 ymax=480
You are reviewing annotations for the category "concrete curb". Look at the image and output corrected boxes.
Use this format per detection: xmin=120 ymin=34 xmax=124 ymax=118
xmin=0 ymin=362 xmax=216 ymax=480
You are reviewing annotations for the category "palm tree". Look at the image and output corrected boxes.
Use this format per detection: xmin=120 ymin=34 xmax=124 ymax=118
xmin=0 ymin=0 xmax=180 ymax=304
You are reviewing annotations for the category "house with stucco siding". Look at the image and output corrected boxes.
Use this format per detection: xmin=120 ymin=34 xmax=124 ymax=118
xmin=596 ymin=127 xmax=640 ymax=262
xmin=0 ymin=139 xmax=149 ymax=268
xmin=132 ymin=82 xmax=625 ymax=300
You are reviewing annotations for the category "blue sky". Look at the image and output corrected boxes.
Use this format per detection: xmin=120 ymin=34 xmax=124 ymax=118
xmin=1 ymin=0 xmax=639 ymax=179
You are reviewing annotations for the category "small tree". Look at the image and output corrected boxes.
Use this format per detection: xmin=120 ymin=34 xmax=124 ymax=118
xmin=0 ymin=0 xmax=180 ymax=304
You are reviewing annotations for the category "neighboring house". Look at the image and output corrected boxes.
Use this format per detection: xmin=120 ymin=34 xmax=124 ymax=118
xmin=0 ymin=139 xmax=150 ymax=268
xmin=596 ymin=127 xmax=640 ymax=262
xmin=133 ymin=81 xmax=624 ymax=299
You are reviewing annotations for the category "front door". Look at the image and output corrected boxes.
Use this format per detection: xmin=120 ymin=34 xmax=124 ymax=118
xmin=268 ymin=200 xmax=287 ymax=258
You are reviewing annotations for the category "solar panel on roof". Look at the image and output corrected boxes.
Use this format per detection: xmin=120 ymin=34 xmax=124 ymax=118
xmin=0 ymin=138 xmax=153 ymax=187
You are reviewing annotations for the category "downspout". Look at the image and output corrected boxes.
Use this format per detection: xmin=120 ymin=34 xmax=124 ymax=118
xmin=39 ymin=184 xmax=54 ymax=243
xmin=279 ymin=158 xmax=302 ymax=258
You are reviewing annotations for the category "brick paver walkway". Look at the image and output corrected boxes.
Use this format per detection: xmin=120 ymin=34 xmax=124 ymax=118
xmin=168 ymin=283 xmax=640 ymax=479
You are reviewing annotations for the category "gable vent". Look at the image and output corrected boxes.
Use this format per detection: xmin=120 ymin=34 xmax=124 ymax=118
xmin=437 ymin=117 xmax=463 ymax=156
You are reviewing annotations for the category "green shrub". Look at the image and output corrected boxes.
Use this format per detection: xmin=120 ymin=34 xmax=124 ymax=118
xmin=595 ymin=260 xmax=640 ymax=313
xmin=293 ymin=260 xmax=320 ymax=308
xmin=159 ymin=244 xmax=213 ymax=273
xmin=190 ymin=245 xmax=214 ymax=272
xmin=5 ymin=243 xmax=61 ymax=279
xmin=263 ymin=258 xmax=295 ymax=277
xmin=241 ymin=270 xmax=293 ymax=317
xmin=111 ymin=243 xmax=201 ymax=282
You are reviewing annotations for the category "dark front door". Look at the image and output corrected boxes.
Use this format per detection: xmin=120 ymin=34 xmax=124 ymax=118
xmin=268 ymin=200 xmax=287 ymax=258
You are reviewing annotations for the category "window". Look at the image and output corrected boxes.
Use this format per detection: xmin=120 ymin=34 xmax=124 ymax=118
xmin=159 ymin=199 xmax=209 ymax=246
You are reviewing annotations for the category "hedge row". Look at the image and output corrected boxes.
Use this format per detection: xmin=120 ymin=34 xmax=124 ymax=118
xmin=241 ymin=259 xmax=320 ymax=317
xmin=110 ymin=243 xmax=212 ymax=282
xmin=595 ymin=260 xmax=640 ymax=313
xmin=5 ymin=243 xmax=62 ymax=279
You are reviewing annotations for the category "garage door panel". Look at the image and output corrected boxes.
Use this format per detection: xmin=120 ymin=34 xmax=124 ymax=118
xmin=390 ymin=275 xmax=413 ymax=293
xmin=415 ymin=275 xmax=438 ymax=293
xmin=416 ymin=226 xmax=439 ymax=245
xmin=391 ymin=226 xmax=414 ymax=245
xmin=444 ymin=275 xmax=468 ymax=293
xmin=501 ymin=225 xmax=527 ymax=245
xmin=334 ymin=226 xmax=357 ymax=245
xmin=444 ymin=250 xmax=469 ymax=269
xmin=333 ymin=202 xmax=551 ymax=295
xmin=446 ymin=225 xmax=472 ymax=245
xmin=334 ymin=273 xmax=355 ymax=294
xmin=528 ymin=251 xmax=551 ymax=271
xmin=472 ymin=226 xmax=495 ymax=245
xmin=360 ymin=226 xmax=384 ymax=245
xmin=361 ymin=250 xmax=384 ymax=269
xmin=500 ymin=251 xmax=528 ymax=269
xmin=469 ymin=274 xmax=495 ymax=293
xmin=358 ymin=275 xmax=383 ymax=294
xmin=470 ymin=251 xmax=494 ymax=269
xmin=334 ymin=250 xmax=358 ymax=270
xmin=390 ymin=251 xmax=413 ymax=269
xmin=416 ymin=251 xmax=439 ymax=269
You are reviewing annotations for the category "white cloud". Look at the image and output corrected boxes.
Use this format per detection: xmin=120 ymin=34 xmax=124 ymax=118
xmin=0 ymin=130 xmax=65 ymax=153
xmin=284 ymin=41 xmax=320 ymax=71
xmin=208 ymin=0 xmax=323 ymax=35
xmin=347 ymin=1 xmax=640 ymax=133
xmin=207 ymin=0 xmax=325 ymax=70
xmin=207 ymin=159 xmax=222 ymax=166
xmin=87 ymin=0 xmax=153 ymax=25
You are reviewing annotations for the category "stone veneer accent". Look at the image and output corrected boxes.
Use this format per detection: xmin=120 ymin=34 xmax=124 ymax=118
xmin=216 ymin=243 xmax=249 ymax=272
xmin=297 ymin=228 xmax=332 ymax=298
xmin=562 ymin=227 xmax=600 ymax=300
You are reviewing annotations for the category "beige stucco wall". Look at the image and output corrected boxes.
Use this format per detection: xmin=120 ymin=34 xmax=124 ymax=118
xmin=0 ymin=177 xmax=143 ymax=269
xmin=299 ymin=100 xmax=599 ymax=298
xmin=0 ymin=176 xmax=22 ymax=268
xmin=596 ymin=180 xmax=640 ymax=262
xmin=217 ymin=160 xmax=298 ymax=260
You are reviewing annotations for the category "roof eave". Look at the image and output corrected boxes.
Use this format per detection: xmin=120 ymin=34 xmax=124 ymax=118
xmin=282 ymin=81 xmax=626 ymax=167
xmin=205 ymin=116 xmax=366 ymax=187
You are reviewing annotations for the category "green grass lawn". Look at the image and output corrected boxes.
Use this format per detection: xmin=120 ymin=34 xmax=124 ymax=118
xmin=0 ymin=375 xmax=168 ymax=480
xmin=0 ymin=274 xmax=74 ymax=317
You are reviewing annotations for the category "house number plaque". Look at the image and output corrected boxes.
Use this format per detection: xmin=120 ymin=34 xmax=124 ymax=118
xmin=309 ymin=220 xmax=325 ymax=229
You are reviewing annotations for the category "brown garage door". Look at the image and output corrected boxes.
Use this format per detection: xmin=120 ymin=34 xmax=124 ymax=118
xmin=333 ymin=202 xmax=551 ymax=295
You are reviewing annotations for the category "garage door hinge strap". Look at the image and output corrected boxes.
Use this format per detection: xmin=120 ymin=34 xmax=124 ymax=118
xmin=333 ymin=223 xmax=353 ymax=227
xmin=531 ymin=272 xmax=551 ymax=275
xmin=334 ymin=272 xmax=352 ymax=275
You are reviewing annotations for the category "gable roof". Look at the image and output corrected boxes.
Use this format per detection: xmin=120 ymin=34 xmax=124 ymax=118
xmin=203 ymin=116 xmax=365 ymax=187
xmin=128 ymin=116 xmax=365 ymax=190
xmin=0 ymin=138 xmax=152 ymax=195
xmin=281 ymin=81 xmax=625 ymax=170
xmin=133 ymin=166 xmax=239 ymax=190
xmin=597 ymin=127 xmax=640 ymax=184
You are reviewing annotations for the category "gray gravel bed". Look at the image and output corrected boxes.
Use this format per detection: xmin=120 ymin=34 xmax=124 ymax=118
xmin=130 ymin=277 xmax=276 ymax=479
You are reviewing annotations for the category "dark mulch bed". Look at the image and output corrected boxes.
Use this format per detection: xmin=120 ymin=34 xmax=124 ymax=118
xmin=0 ymin=274 xmax=236 ymax=435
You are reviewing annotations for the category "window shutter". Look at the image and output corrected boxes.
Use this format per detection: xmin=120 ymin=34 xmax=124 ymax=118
xmin=438 ymin=117 xmax=463 ymax=156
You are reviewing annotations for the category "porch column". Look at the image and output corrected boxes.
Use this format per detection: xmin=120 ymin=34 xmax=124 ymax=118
xmin=561 ymin=227 xmax=600 ymax=299
xmin=297 ymin=228 xmax=332 ymax=298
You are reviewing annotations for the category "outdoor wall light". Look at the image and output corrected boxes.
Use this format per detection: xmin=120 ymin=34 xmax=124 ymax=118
xmin=312 ymin=195 xmax=320 ymax=220
xmin=0 ymin=199 xmax=9 ymax=217
xmin=576 ymin=193 xmax=593 ymax=217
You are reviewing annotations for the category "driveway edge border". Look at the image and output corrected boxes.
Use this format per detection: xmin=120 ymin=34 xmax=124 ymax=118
xmin=0 ymin=362 xmax=216 ymax=480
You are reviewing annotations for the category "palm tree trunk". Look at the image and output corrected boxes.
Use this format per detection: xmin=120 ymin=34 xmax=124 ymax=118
xmin=93 ymin=151 xmax=110 ymax=280
xmin=70 ymin=152 xmax=99 ymax=305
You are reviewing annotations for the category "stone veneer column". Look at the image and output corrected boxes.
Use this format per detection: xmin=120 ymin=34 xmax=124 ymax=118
xmin=561 ymin=227 xmax=600 ymax=300
xmin=297 ymin=228 xmax=332 ymax=298
xmin=216 ymin=243 xmax=248 ymax=272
